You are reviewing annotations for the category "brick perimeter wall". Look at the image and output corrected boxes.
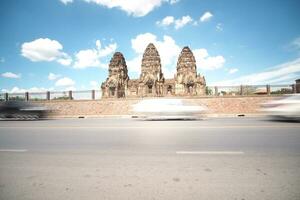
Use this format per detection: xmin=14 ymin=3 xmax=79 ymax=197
xmin=34 ymin=96 xmax=277 ymax=117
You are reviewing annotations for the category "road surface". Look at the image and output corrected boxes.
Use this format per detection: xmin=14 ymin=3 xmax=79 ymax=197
xmin=0 ymin=117 xmax=299 ymax=200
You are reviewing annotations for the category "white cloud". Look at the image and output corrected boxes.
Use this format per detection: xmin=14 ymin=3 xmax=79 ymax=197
xmin=129 ymin=33 xmax=226 ymax=78
xmin=90 ymin=80 xmax=99 ymax=89
xmin=193 ymin=49 xmax=226 ymax=70
xmin=55 ymin=77 xmax=75 ymax=87
xmin=267 ymin=74 xmax=299 ymax=84
xmin=292 ymin=37 xmax=300 ymax=47
xmin=129 ymin=33 xmax=181 ymax=78
xmin=131 ymin=33 xmax=157 ymax=54
xmin=98 ymin=43 xmax=117 ymax=57
xmin=127 ymin=55 xmax=143 ymax=74
xmin=290 ymin=36 xmax=300 ymax=52
xmin=163 ymin=67 xmax=176 ymax=79
xmin=228 ymin=68 xmax=238 ymax=74
xmin=156 ymin=16 xmax=174 ymax=26
xmin=157 ymin=12 xmax=215 ymax=29
xmin=200 ymin=11 xmax=213 ymax=22
xmin=175 ymin=15 xmax=193 ymax=29
xmin=21 ymin=38 xmax=61 ymax=62
xmin=73 ymin=40 xmax=117 ymax=69
xmin=65 ymin=86 xmax=76 ymax=91
xmin=1 ymin=87 xmax=25 ymax=93
xmin=1 ymin=72 xmax=21 ymax=79
xmin=213 ymin=58 xmax=300 ymax=86
xmin=156 ymin=36 xmax=182 ymax=67
xmin=156 ymin=15 xmax=194 ymax=29
xmin=48 ymin=73 xmax=61 ymax=80
xmin=96 ymin=39 xmax=101 ymax=49
xmin=57 ymin=53 xmax=72 ymax=66
xmin=83 ymin=0 xmax=177 ymax=17
xmin=74 ymin=49 xmax=100 ymax=68
xmin=169 ymin=0 xmax=180 ymax=4
xmin=1 ymin=86 xmax=54 ymax=93
xmin=60 ymin=0 xmax=73 ymax=4
xmin=216 ymin=23 xmax=223 ymax=31
xmin=21 ymin=38 xmax=72 ymax=66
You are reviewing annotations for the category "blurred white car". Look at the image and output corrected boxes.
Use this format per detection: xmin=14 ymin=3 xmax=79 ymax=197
xmin=260 ymin=94 xmax=300 ymax=121
xmin=132 ymin=99 xmax=207 ymax=120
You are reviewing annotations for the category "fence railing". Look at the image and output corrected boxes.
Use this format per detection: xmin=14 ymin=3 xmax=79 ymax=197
xmin=205 ymin=84 xmax=297 ymax=96
xmin=0 ymin=90 xmax=102 ymax=101
xmin=0 ymin=84 xmax=298 ymax=102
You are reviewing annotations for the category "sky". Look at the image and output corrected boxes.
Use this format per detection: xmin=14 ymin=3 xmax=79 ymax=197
xmin=0 ymin=0 xmax=300 ymax=93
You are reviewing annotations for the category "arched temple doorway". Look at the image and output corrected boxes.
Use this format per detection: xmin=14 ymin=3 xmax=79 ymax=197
xmin=145 ymin=79 xmax=154 ymax=94
xmin=148 ymin=85 xmax=153 ymax=94
xmin=109 ymin=86 xmax=116 ymax=97
xmin=187 ymin=82 xmax=194 ymax=94
xmin=167 ymin=85 xmax=172 ymax=94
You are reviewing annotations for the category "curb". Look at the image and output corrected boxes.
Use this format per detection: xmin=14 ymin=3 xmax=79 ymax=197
xmin=45 ymin=113 xmax=266 ymax=119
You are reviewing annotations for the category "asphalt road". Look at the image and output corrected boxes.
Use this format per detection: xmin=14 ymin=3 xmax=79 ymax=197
xmin=0 ymin=117 xmax=300 ymax=200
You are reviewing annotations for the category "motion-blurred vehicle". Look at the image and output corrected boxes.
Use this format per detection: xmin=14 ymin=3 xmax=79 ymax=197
xmin=0 ymin=101 xmax=49 ymax=120
xmin=132 ymin=98 xmax=207 ymax=120
xmin=260 ymin=94 xmax=300 ymax=121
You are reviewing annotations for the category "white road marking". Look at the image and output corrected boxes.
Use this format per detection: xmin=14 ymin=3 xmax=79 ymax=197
xmin=0 ymin=149 xmax=28 ymax=152
xmin=176 ymin=151 xmax=245 ymax=155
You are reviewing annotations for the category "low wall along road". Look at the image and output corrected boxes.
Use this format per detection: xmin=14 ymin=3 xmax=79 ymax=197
xmin=34 ymin=96 xmax=276 ymax=118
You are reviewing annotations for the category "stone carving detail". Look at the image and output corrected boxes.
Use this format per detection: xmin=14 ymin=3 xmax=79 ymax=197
xmin=101 ymin=44 xmax=206 ymax=98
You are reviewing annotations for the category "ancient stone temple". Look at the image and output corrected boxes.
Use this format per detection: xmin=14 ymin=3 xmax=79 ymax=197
xmin=101 ymin=43 xmax=206 ymax=98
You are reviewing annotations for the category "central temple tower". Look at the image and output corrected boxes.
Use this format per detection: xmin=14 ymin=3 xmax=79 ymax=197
xmin=138 ymin=43 xmax=164 ymax=96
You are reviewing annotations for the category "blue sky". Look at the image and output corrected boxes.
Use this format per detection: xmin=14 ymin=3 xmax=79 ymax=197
xmin=0 ymin=0 xmax=300 ymax=93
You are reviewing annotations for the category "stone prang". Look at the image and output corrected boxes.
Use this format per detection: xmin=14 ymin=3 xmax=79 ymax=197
xmin=101 ymin=52 xmax=129 ymax=98
xmin=140 ymin=43 xmax=164 ymax=81
xmin=139 ymin=43 xmax=164 ymax=96
xmin=175 ymin=47 xmax=206 ymax=95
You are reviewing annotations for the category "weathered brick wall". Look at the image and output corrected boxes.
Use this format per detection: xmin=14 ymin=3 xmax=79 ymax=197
xmin=35 ymin=96 xmax=277 ymax=117
xmin=189 ymin=96 xmax=274 ymax=114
